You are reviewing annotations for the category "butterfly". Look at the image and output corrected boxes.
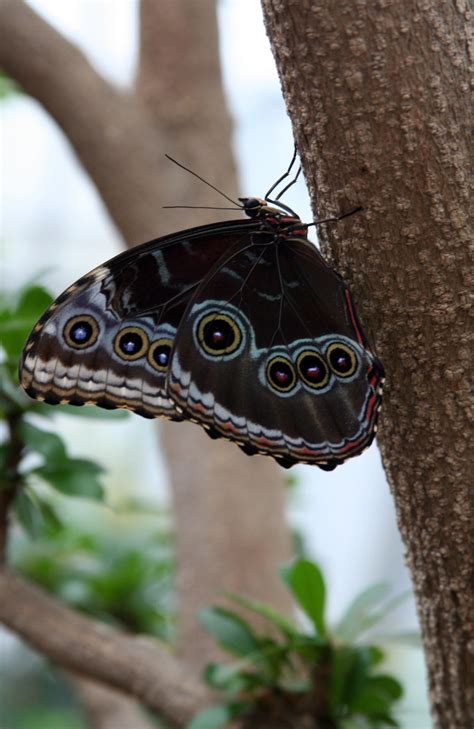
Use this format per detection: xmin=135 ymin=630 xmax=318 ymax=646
xmin=19 ymin=158 xmax=384 ymax=471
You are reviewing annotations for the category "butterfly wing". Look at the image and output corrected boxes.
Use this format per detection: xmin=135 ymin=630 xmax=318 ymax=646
xmin=20 ymin=220 xmax=258 ymax=420
xmin=168 ymin=229 xmax=384 ymax=468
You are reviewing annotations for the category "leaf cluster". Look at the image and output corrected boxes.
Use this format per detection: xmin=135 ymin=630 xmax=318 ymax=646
xmin=1 ymin=282 xmax=174 ymax=638
xmin=189 ymin=560 xmax=405 ymax=729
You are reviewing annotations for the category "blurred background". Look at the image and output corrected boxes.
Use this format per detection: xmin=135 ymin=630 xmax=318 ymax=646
xmin=1 ymin=1 xmax=430 ymax=727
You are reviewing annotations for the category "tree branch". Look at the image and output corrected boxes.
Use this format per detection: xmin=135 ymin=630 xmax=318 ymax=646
xmin=0 ymin=0 xmax=166 ymax=244
xmin=68 ymin=674 xmax=157 ymax=729
xmin=0 ymin=568 xmax=211 ymax=725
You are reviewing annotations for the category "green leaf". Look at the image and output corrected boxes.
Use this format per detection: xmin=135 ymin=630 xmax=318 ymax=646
xmin=286 ymin=632 xmax=327 ymax=662
xmin=199 ymin=606 xmax=261 ymax=657
xmin=16 ymin=284 xmax=53 ymax=319
xmin=335 ymin=583 xmax=391 ymax=641
xmin=0 ymin=285 xmax=52 ymax=359
xmin=225 ymin=591 xmax=298 ymax=637
xmin=350 ymin=680 xmax=396 ymax=714
xmin=14 ymin=488 xmax=43 ymax=538
xmin=204 ymin=662 xmax=244 ymax=690
xmin=350 ymin=674 xmax=403 ymax=713
xmin=375 ymin=630 xmax=422 ymax=648
xmin=34 ymin=458 xmax=104 ymax=500
xmin=186 ymin=705 xmax=232 ymax=729
xmin=20 ymin=421 xmax=67 ymax=461
xmin=280 ymin=559 xmax=326 ymax=636
xmin=21 ymin=423 xmax=105 ymax=498
xmin=335 ymin=583 xmax=411 ymax=642
xmin=0 ymin=366 xmax=31 ymax=413
xmin=13 ymin=489 xmax=63 ymax=538
xmin=329 ymin=646 xmax=373 ymax=711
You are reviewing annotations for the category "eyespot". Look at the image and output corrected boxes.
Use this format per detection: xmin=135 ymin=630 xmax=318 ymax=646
xmin=114 ymin=326 xmax=149 ymax=360
xmin=197 ymin=312 xmax=242 ymax=357
xmin=148 ymin=338 xmax=173 ymax=372
xmin=326 ymin=342 xmax=358 ymax=378
xmin=266 ymin=356 xmax=296 ymax=393
xmin=63 ymin=315 xmax=99 ymax=349
xmin=296 ymin=350 xmax=329 ymax=389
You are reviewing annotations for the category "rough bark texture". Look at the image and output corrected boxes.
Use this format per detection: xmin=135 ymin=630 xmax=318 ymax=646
xmin=0 ymin=0 xmax=292 ymax=717
xmin=261 ymin=2 xmax=473 ymax=728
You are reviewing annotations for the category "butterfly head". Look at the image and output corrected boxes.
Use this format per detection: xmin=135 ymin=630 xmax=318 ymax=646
xmin=239 ymin=197 xmax=301 ymax=224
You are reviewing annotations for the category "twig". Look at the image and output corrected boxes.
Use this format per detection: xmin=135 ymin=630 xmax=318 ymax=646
xmin=0 ymin=0 xmax=165 ymax=244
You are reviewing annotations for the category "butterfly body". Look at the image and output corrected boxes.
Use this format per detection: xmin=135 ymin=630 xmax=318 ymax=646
xmin=20 ymin=197 xmax=384 ymax=470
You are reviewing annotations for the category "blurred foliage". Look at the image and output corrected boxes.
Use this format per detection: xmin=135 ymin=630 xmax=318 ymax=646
xmin=0 ymin=645 xmax=86 ymax=729
xmin=188 ymin=559 xmax=407 ymax=729
xmin=13 ymin=509 xmax=174 ymax=637
xmin=0 ymin=283 xmax=129 ymax=530
xmin=0 ymin=281 xmax=174 ymax=635
xmin=0 ymin=282 xmax=174 ymax=728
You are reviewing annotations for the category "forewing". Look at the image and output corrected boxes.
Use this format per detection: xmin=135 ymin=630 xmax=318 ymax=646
xmin=20 ymin=220 xmax=257 ymax=419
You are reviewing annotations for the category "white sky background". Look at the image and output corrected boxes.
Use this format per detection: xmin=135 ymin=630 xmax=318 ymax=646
xmin=1 ymin=1 xmax=430 ymax=721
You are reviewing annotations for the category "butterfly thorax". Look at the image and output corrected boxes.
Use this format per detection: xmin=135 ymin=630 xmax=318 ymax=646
xmin=239 ymin=196 xmax=306 ymax=239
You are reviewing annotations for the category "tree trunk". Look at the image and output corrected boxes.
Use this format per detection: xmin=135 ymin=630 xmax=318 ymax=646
xmin=261 ymin=2 xmax=473 ymax=728
xmin=136 ymin=0 xmax=293 ymax=673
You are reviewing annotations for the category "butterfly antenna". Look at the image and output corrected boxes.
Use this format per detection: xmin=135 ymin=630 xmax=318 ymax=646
xmin=264 ymin=143 xmax=298 ymax=199
xmin=275 ymin=165 xmax=302 ymax=201
xmin=305 ymin=206 xmax=363 ymax=228
xmin=163 ymin=205 xmax=242 ymax=211
xmin=165 ymin=154 xmax=240 ymax=207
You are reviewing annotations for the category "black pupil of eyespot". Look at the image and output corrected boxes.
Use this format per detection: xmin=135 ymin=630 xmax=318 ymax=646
xmin=269 ymin=360 xmax=294 ymax=387
xmin=299 ymin=354 xmax=327 ymax=383
xmin=71 ymin=321 xmax=93 ymax=343
xmin=119 ymin=332 xmax=143 ymax=354
xmin=329 ymin=347 xmax=352 ymax=373
xmin=153 ymin=344 xmax=171 ymax=367
xmin=203 ymin=319 xmax=235 ymax=351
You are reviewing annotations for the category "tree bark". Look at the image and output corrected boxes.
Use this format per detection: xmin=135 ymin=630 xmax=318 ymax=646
xmin=68 ymin=675 xmax=156 ymax=729
xmin=261 ymin=2 xmax=473 ymax=728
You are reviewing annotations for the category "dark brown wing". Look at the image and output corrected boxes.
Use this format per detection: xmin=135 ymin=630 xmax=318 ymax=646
xmin=168 ymin=230 xmax=384 ymax=468
xmin=19 ymin=219 xmax=259 ymax=419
